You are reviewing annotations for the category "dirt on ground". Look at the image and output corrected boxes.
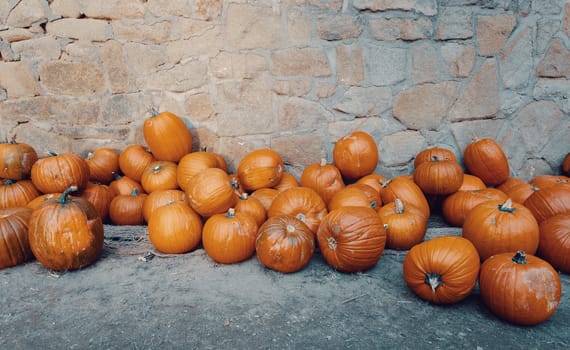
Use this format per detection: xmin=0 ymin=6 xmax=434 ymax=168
xmin=1 ymin=215 xmax=569 ymax=350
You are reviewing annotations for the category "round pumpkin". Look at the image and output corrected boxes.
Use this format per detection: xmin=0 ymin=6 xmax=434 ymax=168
xmin=148 ymin=201 xmax=203 ymax=254
xmin=80 ymin=182 xmax=115 ymax=223
xmin=413 ymin=156 xmax=464 ymax=195
xmin=31 ymin=152 xmax=90 ymax=193
xmin=441 ymin=188 xmax=508 ymax=227
xmin=403 ymin=236 xmax=480 ymax=304
xmin=234 ymin=192 xmax=266 ymax=227
xmin=537 ymin=214 xmax=570 ymax=273
xmin=267 ymin=187 xmax=328 ymax=234
xmin=0 ymin=207 xmax=33 ymax=269
xmin=85 ymin=147 xmax=120 ymax=184
xmin=256 ymin=215 xmax=315 ymax=273
xmin=118 ymin=144 xmax=155 ymax=183
xmin=300 ymin=158 xmax=345 ymax=204
xmin=413 ymin=147 xmax=457 ymax=169
xmin=26 ymin=192 xmax=61 ymax=210
xmin=237 ymin=148 xmax=284 ymax=191
xmin=502 ymin=182 xmax=537 ymax=205
xmin=140 ymin=160 xmax=179 ymax=193
xmin=378 ymin=198 xmax=427 ymax=250
xmin=143 ymin=110 xmax=193 ymax=162
xmin=316 ymin=206 xmax=386 ymax=273
xmin=272 ymin=172 xmax=299 ymax=192
xmin=202 ymin=208 xmax=258 ymax=264
xmin=524 ymin=184 xmax=570 ymax=223
xmin=250 ymin=188 xmax=279 ymax=211
xmin=356 ymin=173 xmax=387 ymax=197
xmin=28 ymin=187 xmax=104 ymax=271
xmin=109 ymin=188 xmax=148 ymax=226
xmin=462 ymin=198 xmax=540 ymax=261
xmin=327 ymin=184 xmax=379 ymax=212
xmin=479 ymin=251 xmax=561 ymax=326
xmin=530 ymin=175 xmax=570 ymax=189
xmin=380 ymin=176 xmax=430 ymax=219
xmin=186 ymin=167 xmax=237 ymax=218
xmin=108 ymin=173 xmax=144 ymax=196
xmin=463 ymin=137 xmax=510 ymax=186
xmin=177 ymin=151 xmax=222 ymax=192
xmin=0 ymin=179 xmax=39 ymax=209
xmin=143 ymin=189 xmax=187 ymax=223
xmin=457 ymin=174 xmax=486 ymax=191
xmin=497 ymin=177 xmax=527 ymax=193
xmin=333 ymin=131 xmax=379 ymax=181
xmin=0 ymin=140 xmax=38 ymax=180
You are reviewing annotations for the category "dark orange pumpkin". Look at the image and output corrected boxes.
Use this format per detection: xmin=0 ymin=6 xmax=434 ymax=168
xmin=463 ymin=137 xmax=510 ymax=186
xmin=177 ymin=151 xmax=222 ymax=192
xmin=28 ymin=187 xmax=104 ymax=271
xmin=333 ymin=131 xmax=379 ymax=181
xmin=378 ymin=199 xmax=427 ymax=250
xmin=457 ymin=174 xmax=486 ymax=191
xmin=0 ymin=140 xmax=38 ymax=180
xmin=497 ymin=177 xmax=527 ymax=193
xmin=143 ymin=189 xmax=187 ymax=223
xmin=31 ymin=152 xmax=90 ymax=193
xmin=537 ymin=214 xmax=570 ymax=273
xmin=148 ymin=201 xmax=203 ymax=254
xmin=80 ymin=182 xmax=115 ymax=223
xmin=524 ymin=184 xmax=570 ymax=223
xmin=479 ymin=251 xmax=561 ymax=326
xmin=356 ymin=173 xmax=387 ymax=197
xmin=234 ymin=192 xmax=266 ymax=227
xmin=267 ymin=187 xmax=327 ymax=234
xmin=530 ymin=175 xmax=570 ymax=189
xmin=140 ymin=160 xmax=179 ymax=193
xmin=0 ymin=207 xmax=33 ymax=269
xmin=186 ymin=167 xmax=237 ymax=218
xmin=441 ymin=188 xmax=508 ymax=227
xmin=413 ymin=147 xmax=457 ymax=169
xmin=502 ymin=182 xmax=537 ymax=204
xmin=118 ymin=144 xmax=155 ymax=183
xmin=237 ymin=148 xmax=284 ymax=191
xmin=250 ymin=188 xmax=280 ymax=211
xmin=300 ymin=158 xmax=345 ymax=204
xmin=256 ymin=215 xmax=315 ymax=273
xmin=380 ymin=176 xmax=430 ymax=219
xmin=85 ymin=147 xmax=120 ymax=184
xmin=0 ymin=179 xmax=39 ymax=209
xmin=143 ymin=110 xmax=193 ymax=162
xmin=202 ymin=208 xmax=258 ymax=264
xmin=327 ymin=184 xmax=379 ymax=212
xmin=272 ymin=172 xmax=299 ymax=192
xmin=413 ymin=156 xmax=464 ymax=195
xmin=403 ymin=236 xmax=480 ymax=304
xmin=462 ymin=198 xmax=540 ymax=261
xmin=108 ymin=173 xmax=144 ymax=196
xmin=26 ymin=192 xmax=61 ymax=210
xmin=109 ymin=188 xmax=148 ymax=226
xmin=316 ymin=206 xmax=386 ymax=273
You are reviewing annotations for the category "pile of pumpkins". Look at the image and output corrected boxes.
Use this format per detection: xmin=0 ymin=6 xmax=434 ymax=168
xmin=1 ymin=110 xmax=570 ymax=327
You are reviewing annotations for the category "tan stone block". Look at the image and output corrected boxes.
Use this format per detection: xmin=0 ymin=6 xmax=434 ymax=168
xmin=536 ymin=38 xmax=570 ymax=78
xmin=186 ymin=93 xmax=214 ymax=122
xmin=112 ymin=20 xmax=172 ymax=44
xmin=39 ymin=61 xmax=105 ymax=96
xmin=79 ymin=0 xmax=145 ymax=20
xmin=288 ymin=10 xmax=311 ymax=46
xmin=316 ymin=83 xmax=336 ymax=99
xmin=193 ymin=0 xmax=222 ymax=21
xmin=11 ymin=36 xmax=61 ymax=61
xmin=47 ymin=18 xmax=110 ymax=41
xmin=368 ymin=17 xmax=433 ymax=41
xmin=450 ymin=119 xmax=505 ymax=152
xmin=441 ymin=43 xmax=475 ymax=78
xmin=477 ymin=14 xmax=516 ymax=57
xmin=124 ymin=42 xmax=169 ymax=75
xmin=514 ymin=100 xmax=563 ymax=153
xmin=13 ymin=123 xmax=73 ymax=154
xmin=166 ymin=26 xmax=222 ymax=63
xmin=272 ymin=80 xmax=312 ymax=97
xmin=352 ymin=0 xmax=437 ymax=16
xmin=271 ymin=132 xmax=326 ymax=169
xmin=192 ymin=128 xmax=221 ymax=155
xmin=146 ymin=0 xmax=192 ymax=17
xmin=271 ymin=47 xmax=331 ymax=77
xmin=378 ymin=130 xmax=426 ymax=167
xmin=336 ymin=43 xmax=364 ymax=86
xmin=333 ymin=86 xmax=392 ymax=117
xmin=226 ymin=3 xmax=283 ymax=50
xmin=209 ymin=52 xmax=267 ymax=79
xmin=100 ymin=93 xmax=153 ymax=126
xmin=6 ymin=0 xmax=46 ymax=28
xmin=0 ymin=61 xmax=39 ymax=98
xmin=565 ymin=3 xmax=570 ymax=37
xmin=101 ymin=40 xmax=130 ymax=94
xmin=278 ymin=97 xmax=333 ymax=131
xmin=143 ymin=60 xmax=208 ymax=92
xmin=0 ymin=96 xmax=99 ymax=125
xmin=317 ymin=14 xmax=363 ymax=41
xmin=0 ymin=28 xmax=34 ymax=42
xmin=63 ymin=41 xmax=99 ymax=59
xmin=449 ymin=59 xmax=499 ymax=122
xmin=500 ymin=27 xmax=533 ymax=89
xmin=412 ymin=42 xmax=439 ymax=84
xmin=50 ymin=0 xmax=81 ymax=18
xmin=393 ymin=82 xmax=459 ymax=130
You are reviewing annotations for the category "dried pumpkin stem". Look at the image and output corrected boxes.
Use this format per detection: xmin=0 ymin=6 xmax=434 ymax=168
xmin=226 ymin=208 xmax=236 ymax=218
xmin=498 ymin=198 xmax=516 ymax=213
xmin=56 ymin=186 xmax=79 ymax=204
xmin=425 ymin=273 xmax=443 ymax=293
xmin=394 ymin=198 xmax=405 ymax=214
xmin=512 ymin=251 xmax=527 ymax=264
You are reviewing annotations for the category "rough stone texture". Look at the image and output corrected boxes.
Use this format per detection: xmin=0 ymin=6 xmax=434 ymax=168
xmin=278 ymin=97 xmax=334 ymax=131
xmin=185 ymin=93 xmax=214 ymax=122
xmin=79 ymin=0 xmax=145 ymax=20
xmin=287 ymin=9 xmax=311 ymax=46
xmin=112 ymin=20 xmax=172 ymax=45
xmin=124 ymin=43 xmax=169 ymax=76
xmin=39 ymin=61 xmax=105 ymax=96
xmin=336 ymin=43 xmax=364 ymax=86
xmin=11 ymin=36 xmax=61 ymax=62
xmin=101 ymin=40 xmax=130 ymax=94
xmin=142 ymin=60 xmax=209 ymax=92
xmin=193 ymin=0 xmax=222 ymax=21
xmin=393 ymin=82 xmax=460 ymax=130
xmin=364 ymin=45 xmax=407 ymax=86
xmin=333 ymin=86 xmax=392 ymax=117
xmin=436 ymin=7 xmax=473 ymax=40
xmin=352 ymin=0 xmax=437 ymax=16
xmin=0 ymin=61 xmax=39 ymax=98
xmin=536 ymin=38 xmax=570 ymax=78
xmin=209 ymin=52 xmax=267 ymax=79
xmin=272 ymin=131 xmax=326 ymax=170
xmin=449 ymin=60 xmax=499 ymax=122
xmin=272 ymin=80 xmax=312 ymax=97
xmin=441 ymin=43 xmax=475 ymax=78
xmin=412 ymin=42 xmax=439 ymax=84
xmin=226 ymin=4 xmax=283 ymax=50
xmin=378 ymin=130 xmax=425 ymax=166
xmin=316 ymin=14 xmax=363 ymax=41
xmin=100 ymin=93 xmax=153 ymax=126
xmin=6 ymin=0 xmax=45 ymax=28
xmin=146 ymin=0 xmax=193 ymax=17
xmin=565 ymin=3 xmax=570 ymax=37
xmin=271 ymin=48 xmax=331 ymax=77
xmin=47 ymin=18 xmax=110 ymax=41
xmin=537 ymin=18 xmax=560 ymax=55
xmin=512 ymin=100 xmax=564 ymax=153
xmin=50 ymin=0 xmax=81 ymax=18
xmin=368 ymin=17 xmax=433 ymax=41
xmin=476 ymin=14 xmax=516 ymax=57
xmin=166 ymin=26 xmax=223 ymax=62
xmin=500 ymin=28 xmax=533 ymax=90
xmin=0 ymin=28 xmax=35 ymax=42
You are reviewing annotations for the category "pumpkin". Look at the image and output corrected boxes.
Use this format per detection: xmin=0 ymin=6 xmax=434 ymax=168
xmin=327 ymin=184 xmax=379 ymax=212
xmin=85 ymin=147 xmax=120 ymax=184
xmin=250 ymin=188 xmax=279 ymax=211
xmin=457 ymin=174 xmax=486 ymax=191
xmin=441 ymin=188 xmax=508 ymax=227
xmin=237 ymin=148 xmax=284 ymax=191
xmin=186 ymin=168 xmax=237 ymax=218
xmin=143 ymin=189 xmax=187 ymax=223
xmin=272 ymin=172 xmax=299 ymax=192
xmin=300 ymin=158 xmax=345 ymax=204
xmin=479 ymin=251 xmax=561 ymax=326
xmin=537 ymin=214 xmax=570 ymax=273
xmin=80 ymin=182 xmax=115 ymax=223
xmin=177 ymin=151 xmax=222 ymax=192
xmin=202 ymin=208 xmax=258 ymax=264
xmin=316 ymin=206 xmax=386 ymax=273
xmin=402 ymin=236 xmax=480 ymax=304
xmin=530 ymin=175 xmax=570 ymax=189
xmin=256 ymin=215 xmax=315 ymax=273
xmin=108 ymin=173 xmax=144 ymax=196
xmin=109 ymin=188 xmax=148 ymax=226
xmin=140 ymin=160 xmax=179 ymax=193
xmin=497 ymin=177 xmax=527 ymax=193
xmin=524 ymin=184 xmax=570 ymax=223
xmin=380 ymin=176 xmax=430 ymax=218
xmin=356 ymin=173 xmax=387 ymax=197
xmin=333 ymin=131 xmax=379 ymax=181
xmin=267 ymin=187 xmax=328 ymax=234
xmin=148 ymin=201 xmax=203 ymax=254
xmin=26 ymin=192 xmax=61 ymax=210
xmin=0 ymin=207 xmax=33 ymax=269
xmin=463 ymin=137 xmax=510 ymax=186
xmin=413 ymin=147 xmax=457 ymax=169
xmin=0 ymin=179 xmax=39 ymax=209
xmin=143 ymin=110 xmax=193 ymax=162
xmin=378 ymin=199 xmax=427 ymax=250
xmin=118 ymin=144 xmax=155 ymax=183
xmin=462 ymin=198 xmax=540 ymax=261
xmin=234 ymin=193 xmax=266 ymax=227
xmin=0 ymin=140 xmax=38 ymax=180
xmin=31 ymin=152 xmax=90 ymax=193
xmin=28 ymin=186 xmax=104 ymax=271
xmin=413 ymin=156 xmax=464 ymax=195
xmin=502 ymin=182 xmax=537 ymax=204
xmin=563 ymin=153 xmax=570 ymax=176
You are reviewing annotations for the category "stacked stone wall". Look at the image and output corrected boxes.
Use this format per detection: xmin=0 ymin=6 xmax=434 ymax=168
xmin=0 ymin=0 xmax=569 ymax=179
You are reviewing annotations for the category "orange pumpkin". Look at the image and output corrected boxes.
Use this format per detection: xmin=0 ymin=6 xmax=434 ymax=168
xmin=538 ymin=214 xmax=570 ymax=273
xmin=381 ymin=176 xmax=430 ymax=219
xmin=0 ymin=179 xmax=39 ymax=209
xmin=250 ymin=188 xmax=279 ymax=211
xmin=234 ymin=193 xmax=266 ymax=227
xmin=379 ymin=199 xmax=427 ymax=250
xmin=267 ymin=187 xmax=327 ymax=234
xmin=143 ymin=189 xmax=187 ymax=223
xmin=457 ymin=174 xmax=486 ymax=191
xmin=31 ymin=152 xmax=90 ymax=193
xmin=356 ymin=173 xmax=387 ymax=197
xmin=0 ymin=140 xmax=38 ymax=180
xmin=441 ymin=188 xmax=508 ymax=227
xmin=80 ymin=182 xmax=115 ymax=223
xmin=0 ymin=207 xmax=33 ymax=269
xmin=186 ymin=167 xmax=237 ymax=218
xmin=524 ymin=184 xmax=570 ymax=223
xmin=300 ymin=158 xmax=345 ymax=204
xmin=118 ymin=144 xmax=155 ymax=183
xmin=413 ymin=147 xmax=457 ymax=169
xmin=108 ymin=173 xmax=144 ymax=196
xmin=148 ymin=201 xmax=203 ymax=254
xmin=413 ymin=156 xmax=464 ymax=195
xmin=333 ymin=131 xmax=378 ymax=181
xmin=85 ymin=147 xmax=120 ymax=184
xmin=140 ymin=160 xmax=179 ymax=193
xmin=177 ymin=151 xmax=222 ymax=192
xmin=327 ymin=185 xmax=379 ymax=212
xmin=109 ymin=188 xmax=148 ymax=225
xmin=463 ymin=137 xmax=510 ymax=186
xmin=272 ymin=172 xmax=299 ymax=192
xmin=143 ymin=110 xmax=193 ymax=162
xmin=530 ymin=175 xmax=570 ymax=189
xmin=237 ymin=148 xmax=284 ymax=191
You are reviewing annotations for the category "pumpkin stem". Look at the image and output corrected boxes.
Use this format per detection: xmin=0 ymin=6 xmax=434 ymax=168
xmin=200 ymin=145 xmax=208 ymax=152
xmin=432 ymin=155 xmax=440 ymax=162
xmin=3 ymin=179 xmax=15 ymax=185
xmin=46 ymin=151 xmax=58 ymax=157
xmin=56 ymin=186 xmax=78 ymax=204
xmin=239 ymin=192 xmax=248 ymax=200
xmin=286 ymin=224 xmax=296 ymax=233
xmin=425 ymin=273 xmax=443 ymax=293
xmin=152 ymin=165 xmax=162 ymax=173
xmin=498 ymin=198 xmax=516 ymax=213
xmin=151 ymin=107 xmax=159 ymax=117
xmin=512 ymin=251 xmax=527 ymax=264
xmin=394 ymin=198 xmax=405 ymax=214
xmin=226 ymin=207 xmax=236 ymax=218
xmin=380 ymin=179 xmax=392 ymax=189
xmin=327 ymin=236 xmax=337 ymax=250
xmin=87 ymin=152 xmax=94 ymax=160
xmin=130 ymin=188 xmax=139 ymax=196
xmin=295 ymin=213 xmax=306 ymax=223
xmin=230 ymin=177 xmax=240 ymax=190
xmin=320 ymin=158 xmax=327 ymax=167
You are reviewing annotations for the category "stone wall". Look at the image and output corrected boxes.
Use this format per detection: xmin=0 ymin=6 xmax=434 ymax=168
xmin=0 ymin=0 xmax=569 ymax=180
